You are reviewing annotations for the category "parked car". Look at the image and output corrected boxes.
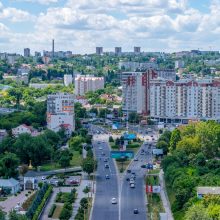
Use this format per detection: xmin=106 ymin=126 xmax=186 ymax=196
xmin=134 ymin=209 xmax=139 ymax=214
xmin=111 ymin=198 xmax=117 ymax=204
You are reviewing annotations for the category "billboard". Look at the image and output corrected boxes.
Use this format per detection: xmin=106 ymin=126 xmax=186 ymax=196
xmin=110 ymin=151 xmax=134 ymax=159
xmin=146 ymin=185 xmax=161 ymax=193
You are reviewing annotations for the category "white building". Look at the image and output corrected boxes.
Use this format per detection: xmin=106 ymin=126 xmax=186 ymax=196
xmin=74 ymin=75 xmax=104 ymax=96
xmin=64 ymin=74 xmax=73 ymax=86
xmin=12 ymin=124 xmax=39 ymax=137
xmin=47 ymin=93 xmax=75 ymax=133
xmin=122 ymin=71 xmax=156 ymax=114
xmin=150 ymin=78 xmax=220 ymax=121
xmin=175 ymin=60 xmax=185 ymax=69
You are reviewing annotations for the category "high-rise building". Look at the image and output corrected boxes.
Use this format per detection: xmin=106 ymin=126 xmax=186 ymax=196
xmin=134 ymin=47 xmax=141 ymax=53
xmin=52 ymin=39 xmax=55 ymax=58
xmin=47 ymin=93 xmax=75 ymax=133
xmin=34 ymin=52 xmax=41 ymax=57
xmin=74 ymin=75 xmax=104 ymax=96
xmin=64 ymin=74 xmax=73 ymax=86
xmin=24 ymin=48 xmax=30 ymax=57
xmin=149 ymin=78 xmax=220 ymax=121
xmin=175 ymin=60 xmax=185 ymax=69
xmin=115 ymin=47 xmax=122 ymax=54
xmin=96 ymin=47 xmax=103 ymax=55
xmin=121 ymin=70 xmax=156 ymax=114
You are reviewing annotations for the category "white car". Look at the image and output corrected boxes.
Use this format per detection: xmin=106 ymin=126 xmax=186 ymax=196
xmin=111 ymin=198 xmax=117 ymax=204
xmin=41 ymin=176 xmax=46 ymax=180
xmin=130 ymin=183 xmax=135 ymax=188
xmin=134 ymin=158 xmax=138 ymax=161
xmin=130 ymin=179 xmax=135 ymax=184
xmin=98 ymin=147 xmax=103 ymax=150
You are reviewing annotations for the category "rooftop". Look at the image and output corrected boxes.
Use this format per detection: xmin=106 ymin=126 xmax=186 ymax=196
xmin=197 ymin=187 xmax=220 ymax=195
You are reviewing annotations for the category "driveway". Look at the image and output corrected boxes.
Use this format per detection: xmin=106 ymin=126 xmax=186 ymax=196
xmin=0 ymin=190 xmax=34 ymax=213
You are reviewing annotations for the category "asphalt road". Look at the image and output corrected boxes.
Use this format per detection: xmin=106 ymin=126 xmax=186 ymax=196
xmin=91 ymin=135 xmax=119 ymax=220
xmin=121 ymin=142 xmax=153 ymax=220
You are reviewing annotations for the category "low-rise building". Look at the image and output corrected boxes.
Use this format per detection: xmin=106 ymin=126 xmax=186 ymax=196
xmin=24 ymin=171 xmax=38 ymax=190
xmin=12 ymin=124 xmax=39 ymax=137
xmin=197 ymin=187 xmax=220 ymax=198
xmin=0 ymin=178 xmax=20 ymax=194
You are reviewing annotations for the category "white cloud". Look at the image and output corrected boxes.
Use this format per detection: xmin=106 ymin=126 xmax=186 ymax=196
xmin=0 ymin=7 xmax=35 ymax=22
xmin=12 ymin=0 xmax=58 ymax=5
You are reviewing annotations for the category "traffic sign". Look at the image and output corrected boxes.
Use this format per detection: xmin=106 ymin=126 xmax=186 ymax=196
xmin=110 ymin=151 xmax=134 ymax=159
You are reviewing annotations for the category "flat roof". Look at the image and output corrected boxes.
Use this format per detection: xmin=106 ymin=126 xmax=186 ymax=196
xmin=197 ymin=187 xmax=220 ymax=195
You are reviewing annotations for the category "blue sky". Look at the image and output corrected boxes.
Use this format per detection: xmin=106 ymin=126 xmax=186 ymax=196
xmin=0 ymin=0 xmax=219 ymax=54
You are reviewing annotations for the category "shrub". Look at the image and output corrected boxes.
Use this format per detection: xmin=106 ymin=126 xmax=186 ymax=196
xmin=48 ymin=204 xmax=56 ymax=218
xmin=22 ymin=192 xmax=37 ymax=211
xmin=59 ymin=202 xmax=73 ymax=220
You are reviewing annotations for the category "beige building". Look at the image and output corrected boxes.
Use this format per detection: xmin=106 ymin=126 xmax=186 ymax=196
xmin=150 ymin=78 xmax=220 ymax=121
xmin=74 ymin=75 xmax=104 ymax=96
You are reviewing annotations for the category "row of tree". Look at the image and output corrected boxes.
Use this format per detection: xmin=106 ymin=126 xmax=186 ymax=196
xmin=160 ymin=121 xmax=220 ymax=219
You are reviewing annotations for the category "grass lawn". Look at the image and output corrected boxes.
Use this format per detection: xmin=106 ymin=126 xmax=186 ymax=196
xmin=40 ymin=150 xmax=82 ymax=171
xmin=116 ymin=159 xmax=131 ymax=172
xmin=148 ymin=169 xmax=160 ymax=175
xmin=70 ymin=150 xmax=83 ymax=167
xmin=146 ymin=175 xmax=159 ymax=185
xmin=147 ymin=194 xmax=164 ymax=220
xmin=52 ymin=205 xmax=63 ymax=219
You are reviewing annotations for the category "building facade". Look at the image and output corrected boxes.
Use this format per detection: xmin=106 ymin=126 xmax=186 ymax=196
xmin=64 ymin=74 xmax=73 ymax=86
xmin=134 ymin=47 xmax=141 ymax=53
xmin=115 ymin=47 xmax=122 ymax=55
xmin=74 ymin=75 xmax=104 ymax=96
xmin=96 ymin=47 xmax=103 ymax=55
xmin=24 ymin=48 xmax=30 ymax=57
xmin=150 ymin=78 xmax=220 ymax=121
xmin=47 ymin=93 xmax=75 ymax=133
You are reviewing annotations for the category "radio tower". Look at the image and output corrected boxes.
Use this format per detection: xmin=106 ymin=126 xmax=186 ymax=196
xmin=52 ymin=39 xmax=54 ymax=59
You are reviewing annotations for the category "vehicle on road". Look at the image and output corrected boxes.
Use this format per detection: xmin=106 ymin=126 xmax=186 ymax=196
xmin=111 ymin=198 xmax=117 ymax=204
xmin=98 ymin=141 xmax=101 ymax=144
xmin=133 ymin=209 xmax=139 ymax=214
xmin=141 ymin=164 xmax=146 ymax=168
xmin=101 ymin=152 xmax=105 ymax=156
xmin=130 ymin=183 xmax=135 ymax=188
xmin=99 ymin=147 xmax=103 ymax=150
xmin=105 ymin=175 xmax=110 ymax=179
xmin=104 ymin=158 xmax=108 ymax=162
xmin=134 ymin=158 xmax=138 ymax=161
xmin=130 ymin=179 xmax=135 ymax=184
xmin=127 ymin=169 xmax=131 ymax=173
xmin=41 ymin=176 xmax=46 ymax=180
xmin=126 ymin=177 xmax=130 ymax=181
xmin=105 ymin=164 xmax=109 ymax=168
xmin=131 ymin=172 xmax=136 ymax=175
xmin=140 ymin=151 xmax=145 ymax=155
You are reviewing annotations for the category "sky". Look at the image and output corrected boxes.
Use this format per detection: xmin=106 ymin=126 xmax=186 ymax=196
xmin=0 ymin=0 xmax=219 ymax=54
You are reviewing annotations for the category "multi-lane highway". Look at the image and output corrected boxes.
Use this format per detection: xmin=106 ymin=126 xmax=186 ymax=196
xmin=91 ymin=135 xmax=119 ymax=220
xmin=121 ymin=142 xmax=152 ymax=220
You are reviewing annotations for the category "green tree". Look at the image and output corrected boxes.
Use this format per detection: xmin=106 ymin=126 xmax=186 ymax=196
xmin=156 ymin=140 xmax=169 ymax=155
xmin=185 ymin=204 xmax=211 ymax=220
xmin=69 ymin=136 xmax=85 ymax=151
xmin=169 ymin=129 xmax=181 ymax=152
xmin=128 ymin=112 xmax=140 ymax=123
xmin=0 ymin=152 xmax=19 ymax=178
xmin=82 ymin=157 xmax=96 ymax=176
xmin=0 ymin=209 xmax=5 ymax=220
xmin=58 ymin=149 xmax=72 ymax=168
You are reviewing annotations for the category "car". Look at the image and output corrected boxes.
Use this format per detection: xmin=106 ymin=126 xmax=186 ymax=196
xmin=105 ymin=175 xmax=110 ymax=179
xmin=133 ymin=209 xmax=139 ymax=214
xmin=130 ymin=179 xmax=135 ymax=184
xmin=141 ymin=164 xmax=146 ymax=168
xmin=102 ymin=141 xmax=105 ymax=143
xmin=104 ymin=158 xmax=108 ymax=162
xmin=111 ymin=198 xmax=117 ymax=204
xmin=127 ymin=169 xmax=131 ymax=173
xmin=52 ymin=175 xmax=58 ymax=179
xmin=98 ymin=141 xmax=101 ymax=144
xmin=101 ymin=152 xmax=105 ymax=156
xmin=130 ymin=183 xmax=135 ymax=188
xmin=126 ymin=177 xmax=130 ymax=181
xmin=140 ymin=151 xmax=144 ymax=155
xmin=131 ymin=172 xmax=136 ymax=175
xmin=98 ymin=147 xmax=103 ymax=150
xmin=41 ymin=176 xmax=46 ymax=180
xmin=134 ymin=158 xmax=138 ymax=161
xmin=105 ymin=164 xmax=109 ymax=168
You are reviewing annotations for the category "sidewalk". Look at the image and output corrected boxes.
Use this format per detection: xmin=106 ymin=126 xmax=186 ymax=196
xmin=71 ymin=173 xmax=93 ymax=220
xmin=159 ymin=170 xmax=174 ymax=220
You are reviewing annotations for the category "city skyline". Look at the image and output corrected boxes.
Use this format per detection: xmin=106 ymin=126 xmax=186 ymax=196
xmin=0 ymin=0 xmax=219 ymax=54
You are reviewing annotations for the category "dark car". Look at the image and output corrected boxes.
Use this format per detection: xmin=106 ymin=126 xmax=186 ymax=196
xmin=141 ymin=164 xmax=146 ymax=168
xmin=134 ymin=209 xmax=139 ymax=214
xmin=127 ymin=169 xmax=131 ymax=173
xmin=105 ymin=164 xmax=109 ymax=168
xmin=126 ymin=177 xmax=130 ymax=181
xmin=104 ymin=158 xmax=108 ymax=162
xmin=105 ymin=175 xmax=110 ymax=179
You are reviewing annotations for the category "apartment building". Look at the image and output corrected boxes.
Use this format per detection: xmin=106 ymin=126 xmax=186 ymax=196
xmin=64 ymin=74 xmax=73 ymax=86
xmin=74 ymin=75 xmax=104 ymax=96
xmin=150 ymin=78 xmax=220 ymax=121
xmin=47 ymin=93 xmax=75 ymax=133
xmin=122 ymin=70 xmax=156 ymax=114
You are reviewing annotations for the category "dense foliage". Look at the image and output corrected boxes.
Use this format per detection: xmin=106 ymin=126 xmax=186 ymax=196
xmin=161 ymin=121 xmax=220 ymax=219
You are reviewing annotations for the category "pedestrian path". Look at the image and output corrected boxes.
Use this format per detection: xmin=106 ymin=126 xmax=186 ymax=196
xmin=159 ymin=170 xmax=174 ymax=220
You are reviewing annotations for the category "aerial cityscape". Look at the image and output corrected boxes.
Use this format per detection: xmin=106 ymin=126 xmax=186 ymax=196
xmin=0 ymin=0 xmax=220 ymax=220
